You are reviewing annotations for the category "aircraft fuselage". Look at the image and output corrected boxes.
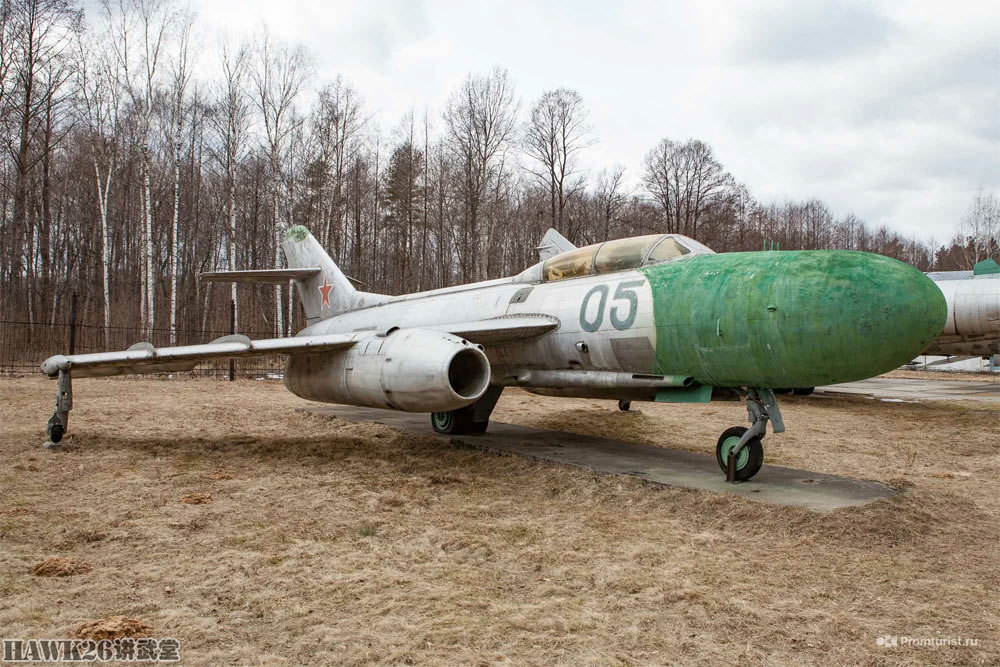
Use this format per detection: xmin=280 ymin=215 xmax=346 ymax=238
xmin=294 ymin=249 xmax=945 ymax=396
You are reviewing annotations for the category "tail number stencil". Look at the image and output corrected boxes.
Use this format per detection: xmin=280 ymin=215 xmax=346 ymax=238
xmin=580 ymin=280 xmax=645 ymax=332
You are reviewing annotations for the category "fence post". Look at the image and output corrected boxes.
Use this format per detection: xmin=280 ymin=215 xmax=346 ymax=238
xmin=68 ymin=292 xmax=79 ymax=355
xmin=229 ymin=299 xmax=236 ymax=382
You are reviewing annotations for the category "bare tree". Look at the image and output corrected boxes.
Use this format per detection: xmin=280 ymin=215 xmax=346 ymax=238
xmin=106 ymin=0 xmax=174 ymax=335
xmin=523 ymin=87 xmax=592 ymax=239
xmin=8 ymin=0 xmax=81 ymax=326
xmin=209 ymin=36 xmax=250 ymax=329
xmin=593 ymin=165 xmax=628 ymax=242
xmin=643 ymin=138 xmax=732 ymax=239
xmin=250 ymin=27 xmax=308 ymax=336
xmin=956 ymin=189 xmax=1000 ymax=265
xmin=309 ymin=75 xmax=364 ymax=254
xmin=166 ymin=7 xmax=193 ymax=344
xmin=443 ymin=67 xmax=517 ymax=281
xmin=75 ymin=19 xmax=121 ymax=345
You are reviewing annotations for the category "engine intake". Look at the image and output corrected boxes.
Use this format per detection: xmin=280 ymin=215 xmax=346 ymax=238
xmin=284 ymin=328 xmax=491 ymax=412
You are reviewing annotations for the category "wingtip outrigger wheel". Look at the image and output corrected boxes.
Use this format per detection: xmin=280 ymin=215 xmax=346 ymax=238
xmin=47 ymin=415 xmax=64 ymax=443
xmin=45 ymin=369 xmax=73 ymax=447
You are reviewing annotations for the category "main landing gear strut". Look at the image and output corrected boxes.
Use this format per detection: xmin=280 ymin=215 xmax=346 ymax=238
xmin=715 ymin=388 xmax=784 ymax=482
xmin=46 ymin=370 xmax=73 ymax=446
xmin=431 ymin=386 xmax=504 ymax=435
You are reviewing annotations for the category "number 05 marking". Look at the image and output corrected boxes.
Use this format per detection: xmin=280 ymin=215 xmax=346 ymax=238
xmin=579 ymin=279 xmax=645 ymax=332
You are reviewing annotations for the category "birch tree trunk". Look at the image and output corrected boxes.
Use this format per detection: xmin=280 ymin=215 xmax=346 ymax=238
xmin=169 ymin=147 xmax=180 ymax=343
xmin=229 ymin=183 xmax=238 ymax=328
xmin=143 ymin=154 xmax=154 ymax=336
xmin=94 ymin=160 xmax=113 ymax=348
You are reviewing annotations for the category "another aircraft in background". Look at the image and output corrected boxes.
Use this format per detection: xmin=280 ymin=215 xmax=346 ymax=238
xmin=924 ymin=259 xmax=1000 ymax=360
xmin=40 ymin=226 xmax=945 ymax=481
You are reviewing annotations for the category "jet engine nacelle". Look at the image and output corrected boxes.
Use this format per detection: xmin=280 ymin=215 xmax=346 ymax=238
xmin=283 ymin=328 xmax=491 ymax=412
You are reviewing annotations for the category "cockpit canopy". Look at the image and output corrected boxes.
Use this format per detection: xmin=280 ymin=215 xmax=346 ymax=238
xmin=536 ymin=234 xmax=713 ymax=283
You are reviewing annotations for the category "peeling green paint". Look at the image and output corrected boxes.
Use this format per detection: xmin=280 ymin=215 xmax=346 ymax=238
xmin=285 ymin=225 xmax=310 ymax=242
xmin=654 ymin=384 xmax=712 ymax=403
xmin=639 ymin=250 xmax=947 ymax=388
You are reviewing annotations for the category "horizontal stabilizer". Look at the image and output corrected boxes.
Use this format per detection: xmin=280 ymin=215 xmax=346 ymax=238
xmin=41 ymin=333 xmax=362 ymax=378
xmin=200 ymin=268 xmax=321 ymax=284
xmin=433 ymin=315 xmax=559 ymax=344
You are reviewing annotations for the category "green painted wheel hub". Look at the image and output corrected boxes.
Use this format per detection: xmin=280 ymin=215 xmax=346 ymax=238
xmin=720 ymin=436 xmax=750 ymax=470
xmin=432 ymin=412 xmax=451 ymax=430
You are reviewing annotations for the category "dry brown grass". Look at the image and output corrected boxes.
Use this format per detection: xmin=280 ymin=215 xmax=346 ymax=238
xmin=0 ymin=376 xmax=997 ymax=665
xmin=178 ymin=492 xmax=213 ymax=505
xmin=30 ymin=557 xmax=92 ymax=577
xmin=72 ymin=616 xmax=153 ymax=641
xmin=883 ymin=368 xmax=1000 ymax=383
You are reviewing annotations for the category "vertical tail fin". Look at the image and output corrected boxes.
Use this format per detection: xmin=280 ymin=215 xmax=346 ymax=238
xmin=281 ymin=226 xmax=358 ymax=323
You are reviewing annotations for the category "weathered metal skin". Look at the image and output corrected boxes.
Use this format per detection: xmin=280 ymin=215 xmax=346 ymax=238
xmin=639 ymin=250 xmax=947 ymax=387
xmin=283 ymin=328 xmax=491 ymax=412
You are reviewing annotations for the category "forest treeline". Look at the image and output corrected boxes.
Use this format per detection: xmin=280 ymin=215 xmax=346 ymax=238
xmin=2 ymin=0 xmax=998 ymax=344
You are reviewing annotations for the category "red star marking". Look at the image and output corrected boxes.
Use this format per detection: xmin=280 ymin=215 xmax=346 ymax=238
xmin=318 ymin=276 xmax=333 ymax=308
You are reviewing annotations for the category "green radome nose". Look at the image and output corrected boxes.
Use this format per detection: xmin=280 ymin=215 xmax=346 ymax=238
xmin=642 ymin=250 xmax=947 ymax=388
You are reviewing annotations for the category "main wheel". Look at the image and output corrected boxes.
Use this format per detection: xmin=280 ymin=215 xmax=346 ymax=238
xmin=618 ymin=400 xmax=631 ymax=412
xmin=431 ymin=406 xmax=487 ymax=435
xmin=715 ymin=426 xmax=764 ymax=481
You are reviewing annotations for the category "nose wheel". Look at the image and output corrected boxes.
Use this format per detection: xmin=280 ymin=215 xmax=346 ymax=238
xmin=716 ymin=427 xmax=763 ymax=481
xmin=716 ymin=388 xmax=784 ymax=482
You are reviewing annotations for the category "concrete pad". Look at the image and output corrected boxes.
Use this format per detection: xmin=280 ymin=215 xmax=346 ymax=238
xmin=819 ymin=377 xmax=999 ymax=402
xmin=302 ymin=405 xmax=896 ymax=512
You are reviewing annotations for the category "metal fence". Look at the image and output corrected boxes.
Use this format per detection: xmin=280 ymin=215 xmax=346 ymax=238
xmin=1 ymin=298 xmax=285 ymax=380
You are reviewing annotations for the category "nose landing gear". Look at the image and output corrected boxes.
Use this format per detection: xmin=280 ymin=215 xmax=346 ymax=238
xmin=716 ymin=388 xmax=784 ymax=482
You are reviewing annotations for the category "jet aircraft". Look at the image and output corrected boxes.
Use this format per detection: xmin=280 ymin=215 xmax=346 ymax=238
xmin=40 ymin=226 xmax=946 ymax=481
xmin=925 ymin=259 xmax=1000 ymax=359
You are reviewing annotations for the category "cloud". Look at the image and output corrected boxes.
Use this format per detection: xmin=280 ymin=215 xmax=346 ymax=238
xmin=91 ymin=0 xmax=1000 ymax=243
xmin=734 ymin=1 xmax=893 ymax=63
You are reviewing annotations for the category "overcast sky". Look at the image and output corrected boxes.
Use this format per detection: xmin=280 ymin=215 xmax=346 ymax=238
xmin=131 ymin=0 xmax=1000 ymax=243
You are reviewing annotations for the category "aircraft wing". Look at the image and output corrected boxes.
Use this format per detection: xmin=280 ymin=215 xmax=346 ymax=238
xmin=200 ymin=267 xmax=368 ymax=289
xmin=40 ymin=333 xmax=361 ymax=379
xmin=437 ymin=315 xmax=559 ymax=344
xmin=40 ymin=316 xmax=558 ymax=379
xmin=200 ymin=268 xmax=322 ymax=284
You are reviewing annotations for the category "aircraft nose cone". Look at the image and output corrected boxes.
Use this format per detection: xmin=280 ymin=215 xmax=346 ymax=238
xmin=643 ymin=250 xmax=947 ymax=388
xmin=766 ymin=251 xmax=947 ymax=386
